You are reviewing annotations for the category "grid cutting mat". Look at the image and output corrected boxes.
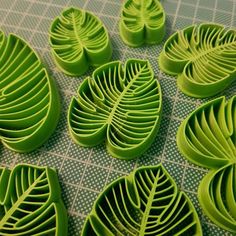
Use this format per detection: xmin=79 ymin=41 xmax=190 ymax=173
xmin=0 ymin=0 xmax=236 ymax=235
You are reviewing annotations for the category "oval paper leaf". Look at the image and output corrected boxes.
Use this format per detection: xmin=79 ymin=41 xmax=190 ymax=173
xmin=0 ymin=31 xmax=60 ymax=152
xmin=177 ymin=95 xmax=236 ymax=169
xmin=49 ymin=7 xmax=112 ymax=76
xmin=0 ymin=164 xmax=67 ymax=235
xmin=198 ymin=163 xmax=236 ymax=233
xmin=68 ymin=59 xmax=162 ymax=159
xmin=81 ymin=164 xmax=202 ymax=235
xmin=120 ymin=0 xmax=166 ymax=47
xmin=159 ymin=23 xmax=236 ymax=98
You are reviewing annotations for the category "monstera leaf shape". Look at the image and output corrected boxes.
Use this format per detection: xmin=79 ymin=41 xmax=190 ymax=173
xmin=0 ymin=30 xmax=60 ymax=152
xmin=177 ymin=95 xmax=236 ymax=232
xmin=81 ymin=164 xmax=202 ymax=235
xmin=159 ymin=23 xmax=236 ymax=98
xmin=120 ymin=0 xmax=166 ymax=47
xmin=49 ymin=7 xmax=112 ymax=76
xmin=0 ymin=164 xmax=67 ymax=235
xmin=68 ymin=59 xmax=162 ymax=159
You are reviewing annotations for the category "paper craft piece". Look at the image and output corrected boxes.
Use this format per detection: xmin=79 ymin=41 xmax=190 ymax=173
xmin=159 ymin=24 xmax=236 ymax=98
xmin=0 ymin=164 xmax=67 ymax=235
xmin=120 ymin=0 xmax=166 ymax=47
xmin=68 ymin=59 xmax=162 ymax=160
xmin=82 ymin=164 xmax=202 ymax=235
xmin=49 ymin=7 xmax=112 ymax=76
xmin=0 ymin=30 xmax=60 ymax=152
xmin=177 ymin=95 xmax=236 ymax=232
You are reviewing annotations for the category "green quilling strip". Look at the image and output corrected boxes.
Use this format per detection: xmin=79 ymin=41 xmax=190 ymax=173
xmin=0 ymin=164 xmax=67 ymax=235
xmin=119 ymin=0 xmax=166 ymax=47
xmin=159 ymin=23 xmax=236 ymax=98
xmin=81 ymin=164 xmax=202 ymax=235
xmin=0 ymin=30 xmax=60 ymax=153
xmin=49 ymin=7 xmax=112 ymax=76
xmin=177 ymin=95 xmax=236 ymax=232
xmin=68 ymin=59 xmax=162 ymax=160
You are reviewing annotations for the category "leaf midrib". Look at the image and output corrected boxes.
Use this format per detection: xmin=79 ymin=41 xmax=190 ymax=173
xmin=140 ymin=0 xmax=145 ymax=26
xmin=0 ymin=171 xmax=46 ymax=229
xmin=187 ymin=40 xmax=236 ymax=64
xmin=139 ymin=0 xmax=154 ymax=28
xmin=139 ymin=170 xmax=160 ymax=235
xmin=139 ymin=0 xmax=163 ymax=28
xmin=107 ymin=64 xmax=147 ymax=125
xmin=72 ymin=12 xmax=84 ymax=49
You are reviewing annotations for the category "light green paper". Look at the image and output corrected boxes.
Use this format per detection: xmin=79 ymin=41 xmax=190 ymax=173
xmin=68 ymin=59 xmax=162 ymax=160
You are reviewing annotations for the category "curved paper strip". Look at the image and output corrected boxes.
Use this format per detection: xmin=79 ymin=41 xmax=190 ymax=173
xmin=68 ymin=59 xmax=162 ymax=159
xmin=0 ymin=31 xmax=60 ymax=152
xmin=0 ymin=164 xmax=67 ymax=235
xmin=120 ymin=0 xmax=165 ymax=47
xmin=199 ymin=163 xmax=236 ymax=233
xmin=49 ymin=7 xmax=112 ymax=76
xmin=177 ymin=95 xmax=236 ymax=232
xmin=177 ymin=96 xmax=236 ymax=169
xmin=81 ymin=164 xmax=202 ymax=235
xmin=159 ymin=23 xmax=236 ymax=98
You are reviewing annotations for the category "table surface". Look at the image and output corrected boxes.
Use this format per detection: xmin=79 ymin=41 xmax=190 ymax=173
xmin=0 ymin=0 xmax=236 ymax=235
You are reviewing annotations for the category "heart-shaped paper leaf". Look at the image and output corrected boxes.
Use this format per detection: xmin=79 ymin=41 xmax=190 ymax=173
xmin=177 ymin=95 xmax=236 ymax=232
xmin=68 ymin=59 xmax=162 ymax=159
xmin=81 ymin=164 xmax=202 ymax=235
xmin=120 ymin=0 xmax=166 ymax=47
xmin=49 ymin=7 xmax=112 ymax=76
xmin=0 ymin=164 xmax=67 ymax=235
xmin=159 ymin=23 xmax=236 ymax=98
xmin=0 ymin=31 xmax=60 ymax=152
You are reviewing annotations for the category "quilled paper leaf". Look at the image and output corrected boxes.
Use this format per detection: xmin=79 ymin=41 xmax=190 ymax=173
xmin=81 ymin=164 xmax=202 ymax=235
xmin=198 ymin=163 xmax=236 ymax=233
xmin=159 ymin=23 xmax=236 ymax=98
xmin=177 ymin=95 xmax=236 ymax=232
xmin=0 ymin=164 xmax=67 ymax=235
xmin=0 ymin=30 xmax=60 ymax=152
xmin=49 ymin=7 xmax=112 ymax=76
xmin=177 ymin=96 xmax=236 ymax=169
xmin=68 ymin=59 xmax=162 ymax=160
xmin=120 ymin=0 xmax=166 ymax=47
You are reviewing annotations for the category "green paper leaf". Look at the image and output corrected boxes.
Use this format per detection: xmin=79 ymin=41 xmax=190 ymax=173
xmin=159 ymin=23 xmax=236 ymax=98
xmin=68 ymin=59 xmax=162 ymax=159
xmin=120 ymin=0 xmax=166 ymax=47
xmin=177 ymin=96 xmax=236 ymax=169
xmin=81 ymin=164 xmax=202 ymax=235
xmin=199 ymin=163 xmax=236 ymax=233
xmin=49 ymin=7 xmax=112 ymax=76
xmin=177 ymin=95 xmax=236 ymax=232
xmin=0 ymin=164 xmax=67 ymax=235
xmin=0 ymin=30 xmax=60 ymax=152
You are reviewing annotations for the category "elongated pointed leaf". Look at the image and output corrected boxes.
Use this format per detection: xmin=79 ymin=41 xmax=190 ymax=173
xmin=0 ymin=164 xmax=67 ymax=235
xmin=68 ymin=59 xmax=162 ymax=159
xmin=49 ymin=7 xmax=112 ymax=76
xmin=0 ymin=30 xmax=60 ymax=152
xmin=159 ymin=23 xmax=236 ymax=98
xmin=120 ymin=0 xmax=166 ymax=47
xmin=81 ymin=164 xmax=202 ymax=235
